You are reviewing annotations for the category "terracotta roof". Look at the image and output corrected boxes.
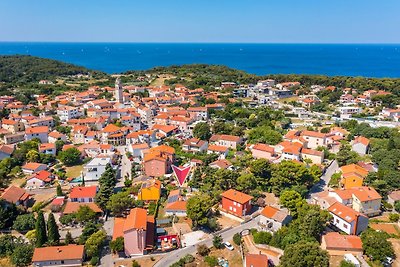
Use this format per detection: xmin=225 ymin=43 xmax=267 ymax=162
xmin=63 ymin=202 xmax=102 ymax=214
xmin=388 ymin=190 xmax=400 ymax=202
xmin=22 ymin=162 xmax=47 ymax=171
xmin=39 ymin=143 xmax=56 ymax=151
xmin=245 ymin=253 xmax=268 ymax=267
xmin=210 ymin=159 xmax=232 ymax=169
xmin=1 ymin=185 xmax=30 ymax=204
xmin=322 ymin=232 xmax=363 ymax=250
xmin=0 ymin=145 xmax=14 ymax=155
xmin=340 ymin=164 xmax=369 ymax=177
xmin=123 ymin=208 xmax=148 ymax=232
xmin=210 ymin=134 xmax=241 ymax=142
xmin=152 ymin=124 xmax=178 ymax=133
xmin=252 ymin=143 xmax=274 ymax=154
xmin=102 ymin=124 xmax=121 ymax=133
xmin=354 ymin=136 xmax=370 ymax=146
xmin=32 ymin=170 xmax=53 ymax=182
xmin=261 ymin=206 xmax=279 ymax=218
xmin=48 ymin=131 xmax=64 ymax=138
xmin=221 ymin=189 xmax=253 ymax=204
xmin=113 ymin=217 xmax=126 ymax=240
xmin=69 ymin=186 xmax=97 ymax=199
xmin=25 ymin=126 xmax=49 ymax=134
xmin=165 ymin=200 xmax=187 ymax=211
xmin=350 ymin=186 xmax=381 ymax=202
xmin=32 ymin=245 xmax=84 ymax=262
xmin=302 ymin=130 xmax=326 ymax=138
xmin=328 ymin=202 xmax=366 ymax=223
xmin=208 ymin=144 xmax=228 ymax=152
xmin=301 ymin=148 xmax=323 ymax=157
xmin=150 ymin=145 xmax=175 ymax=155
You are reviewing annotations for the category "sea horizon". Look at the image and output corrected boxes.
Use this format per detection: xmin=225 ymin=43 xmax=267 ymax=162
xmin=1 ymin=42 xmax=400 ymax=77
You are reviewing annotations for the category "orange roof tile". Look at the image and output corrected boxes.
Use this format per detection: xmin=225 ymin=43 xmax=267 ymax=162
xmin=260 ymin=206 xmax=279 ymax=218
xmin=69 ymin=186 xmax=97 ymax=199
xmin=322 ymin=232 xmax=363 ymax=250
xmin=63 ymin=202 xmax=102 ymax=214
xmin=328 ymin=202 xmax=366 ymax=223
xmin=221 ymin=189 xmax=253 ymax=204
xmin=32 ymin=245 xmax=84 ymax=262
xmin=123 ymin=208 xmax=147 ymax=232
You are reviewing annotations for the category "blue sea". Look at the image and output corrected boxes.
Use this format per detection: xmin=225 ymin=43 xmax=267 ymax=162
xmin=0 ymin=42 xmax=400 ymax=77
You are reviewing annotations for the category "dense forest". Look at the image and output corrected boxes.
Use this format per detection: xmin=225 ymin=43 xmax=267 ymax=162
xmin=0 ymin=55 xmax=105 ymax=84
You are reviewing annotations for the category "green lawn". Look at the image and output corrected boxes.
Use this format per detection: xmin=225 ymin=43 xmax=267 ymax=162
xmin=66 ymin=164 xmax=84 ymax=178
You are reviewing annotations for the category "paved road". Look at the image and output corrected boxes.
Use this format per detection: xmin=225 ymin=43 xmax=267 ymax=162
xmin=154 ymin=218 xmax=258 ymax=267
xmin=100 ymin=216 xmax=115 ymax=267
xmin=116 ymin=145 xmax=132 ymax=184
xmin=307 ymin=160 xmax=339 ymax=202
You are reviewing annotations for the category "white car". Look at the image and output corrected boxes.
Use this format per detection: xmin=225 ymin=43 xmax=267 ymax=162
xmin=223 ymin=241 xmax=234 ymax=251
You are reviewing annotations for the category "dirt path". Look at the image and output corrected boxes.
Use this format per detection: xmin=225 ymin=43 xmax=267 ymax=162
xmin=243 ymin=235 xmax=281 ymax=265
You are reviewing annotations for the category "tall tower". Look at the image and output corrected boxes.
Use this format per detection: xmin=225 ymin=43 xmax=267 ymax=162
xmin=115 ymin=77 xmax=123 ymax=103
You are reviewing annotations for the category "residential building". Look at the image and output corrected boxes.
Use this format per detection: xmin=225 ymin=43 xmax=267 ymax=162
xmin=32 ymin=244 xmax=85 ymax=267
xmin=82 ymin=156 xmax=112 ymax=181
xmin=351 ymin=136 xmax=370 ymax=155
xmin=48 ymin=131 xmax=67 ymax=143
xmin=339 ymin=164 xmax=369 ymax=189
xmin=39 ymin=143 xmax=57 ymax=155
xmin=25 ymin=126 xmax=49 ymax=143
xmin=301 ymin=148 xmax=324 ymax=165
xmin=244 ymin=253 xmax=269 ymax=267
xmin=387 ymin=190 xmax=400 ymax=206
xmin=1 ymin=119 xmax=24 ymax=133
xmin=57 ymin=106 xmax=82 ymax=122
xmin=26 ymin=170 xmax=54 ymax=188
xmin=221 ymin=189 xmax=253 ymax=217
xmin=69 ymin=186 xmax=97 ymax=203
xmin=22 ymin=162 xmax=47 ymax=174
xmin=210 ymin=134 xmax=243 ymax=150
xmin=165 ymin=190 xmax=187 ymax=217
xmin=207 ymin=144 xmax=229 ymax=159
xmin=0 ymin=145 xmax=14 ymax=160
xmin=62 ymin=202 xmax=103 ymax=215
xmin=182 ymin=138 xmax=208 ymax=153
xmin=209 ymin=159 xmax=233 ymax=170
xmin=0 ymin=185 xmax=31 ymax=207
xmin=321 ymin=232 xmax=363 ymax=255
xmin=250 ymin=143 xmax=276 ymax=161
xmin=328 ymin=202 xmax=368 ymax=235
xmin=137 ymin=179 xmax=161 ymax=201
xmin=258 ymin=206 xmax=292 ymax=232
xmin=301 ymin=130 xmax=327 ymax=149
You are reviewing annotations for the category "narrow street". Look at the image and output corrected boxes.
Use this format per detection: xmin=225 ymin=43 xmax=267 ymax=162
xmin=307 ymin=159 xmax=338 ymax=202
xmin=116 ymin=145 xmax=132 ymax=187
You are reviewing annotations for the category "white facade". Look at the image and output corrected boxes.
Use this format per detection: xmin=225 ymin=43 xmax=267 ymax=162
xmin=82 ymin=157 xmax=112 ymax=181
xmin=57 ymin=106 xmax=81 ymax=122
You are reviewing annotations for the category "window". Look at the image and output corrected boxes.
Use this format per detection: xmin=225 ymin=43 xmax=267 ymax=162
xmin=343 ymin=224 xmax=348 ymax=229
xmin=336 ymin=219 xmax=339 ymax=223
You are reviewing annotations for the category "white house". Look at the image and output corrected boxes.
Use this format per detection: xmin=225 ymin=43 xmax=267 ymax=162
xmin=69 ymin=185 xmax=97 ymax=203
xmin=82 ymin=156 xmax=112 ymax=181
xmin=258 ymin=206 xmax=292 ymax=232
xmin=328 ymin=202 xmax=368 ymax=235
xmin=57 ymin=106 xmax=82 ymax=122
xmin=25 ymin=126 xmax=49 ymax=143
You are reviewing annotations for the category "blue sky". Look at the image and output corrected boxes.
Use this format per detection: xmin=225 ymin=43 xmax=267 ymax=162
xmin=1 ymin=0 xmax=399 ymax=43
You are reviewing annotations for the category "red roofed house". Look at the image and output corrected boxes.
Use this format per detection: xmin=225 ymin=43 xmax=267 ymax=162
xmin=351 ymin=136 xmax=370 ymax=155
xmin=250 ymin=143 xmax=276 ymax=161
xmin=244 ymin=253 xmax=269 ymax=267
xmin=164 ymin=189 xmax=187 ymax=217
xmin=113 ymin=208 xmax=155 ymax=256
xmin=210 ymin=134 xmax=243 ymax=150
xmin=182 ymin=138 xmax=208 ymax=153
xmin=321 ymin=232 xmax=363 ymax=255
xmin=32 ymin=244 xmax=85 ymax=267
xmin=22 ymin=162 xmax=47 ymax=174
xmin=26 ymin=170 xmax=54 ymax=188
xmin=207 ymin=144 xmax=229 ymax=159
xmin=259 ymin=206 xmax=292 ymax=232
xmin=0 ymin=145 xmax=14 ymax=160
xmin=69 ymin=185 xmax=98 ymax=203
xmin=301 ymin=148 xmax=324 ymax=165
xmin=39 ymin=143 xmax=57 ymax=156
xmin=1 ymin=185 xmax=31 ymax=207
xmin=221 ymin=189 xmax=253 ymax=217
xmin=328 ymin=202 xmax=368 ymax=235
xmin=301 ymin=130 xmax=327 ymax=149
xmin=25 ymin=126 xmax=49 ymax=143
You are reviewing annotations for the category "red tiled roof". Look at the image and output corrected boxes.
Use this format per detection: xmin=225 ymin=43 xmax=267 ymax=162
xmin=32 ymin=245 xmax=84 ymax=262
xmin=260 ymin=206 xmax=279 ymax=218
xmin=354 ymin=136 xmax=370 ymax=146
xmin=63 ymin=202 xmax=102 ymax=214
xmin=221 ymin=189 xmax=253 ymax=204
xmin=25 ymin=126 xmax=49 ymax=134
xmin=245 ymin=253 xmax=268 ymax=267
xmin=1 ymin=185 xmax=30 ymax=204
xmin=123 ymin=208 xmax=148 ymax=232
xmin=328 ymin=202 xmax=366 ymax=223
xmin=69 ymin=186 xmax=97 ymax=199
xmin=322 ymin=232 xmax=362 ymax=251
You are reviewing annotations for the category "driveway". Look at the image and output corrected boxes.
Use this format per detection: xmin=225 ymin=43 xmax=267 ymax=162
xmin=116 ymin=145 xmax=132 ymax=187
xmin=307 ymin=160 xmax=338 ymax=202
xmin=153 ymin=218 xmax=258 ymax=267
xmin=100 ymin=216 xmax=115 ymax=267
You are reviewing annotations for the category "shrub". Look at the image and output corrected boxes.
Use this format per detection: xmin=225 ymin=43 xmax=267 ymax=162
xmin=204 ymin=256 xmax=218 ymax=267
xmin=253 ymin=230 xmax=272 ymax=244
xmin=90 ymin=256 xmax=99 ymax=266
xmin=233 ymin=233 xmax=242 ymax=245
xmin=389 ymin=213 xmax=399 ymax=222
xmin=131 ymin=260 xmax=141 ymax=267
xmin=183 ymin=254 xmax=195 ymax=264
xmin=197 ymin=244 xmax=210 ymax=256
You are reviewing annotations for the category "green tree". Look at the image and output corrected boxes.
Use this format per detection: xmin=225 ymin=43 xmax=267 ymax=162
xmin=65 ymin=231 xmax=74 ymax=245
xmin=75 ymin=205 xmax=97 ymax=224
xmin=56 ymin=184 xmax=63 ymax=196
xmin=132 ymin=260 xmax=141 ymax=267
xmin=339 ymin=260 xmax=356 ymax=267
xmin=85 ymin=230 xmax=107 ymax=258
xmin=253 ymin=230 xmax=272 ymax=244
xmin=47 ymin=213 xmax=60 ymax=245
xmin=336 ymin=144 xmax=360 ymax=166
xmin=279 ymin=190 xmax=305 ymax=217
xmin=26 ymin=150 xmax=40 ymax=162
xmin=95 ymin=163 xmax=116 ymax=210
xmin=79 ymin=222 xmax=99 ymax=244
xmin=0 ymin=235 xmax=23 ymax=257
xmin=247 ymin=126 xmax=282 ymax=145
xmin=204 ymin=256 xmax=218 ymax=267
xmin=110 ymin=237 xmax=124 ymax=253
xmin=106 ymin=190 xmax=135 ymax=217
xmin=193 ymin=122 xmax=211 ymax=140
xmin=395 ymin=201 xmax=400 ymax=212
xmin=25 ymin=229 xmax=37 ymax=245
xmin=236 ymin=173 xmax=257 ymax=193
xmin=361 ymin=229 xmax=394 ymax=262
xmin=13 ymin=214 xmax=36 ymax=232
xmin=11 ymin=244 xmax=34 ymax=267
xmin=186 ymin=193 xmax=212 ymax=227
xmin=280 ymin=241 xmax=329 ymax=267
xmin=58 ymin=147 xmax=81 ymax=166
xmin=233 ymin=233 xmax=241 ymax=246
xmin=35 ymin=211 xmax=47 ymax=247
xmin=212 ymin=234 xmax=223 ymax=249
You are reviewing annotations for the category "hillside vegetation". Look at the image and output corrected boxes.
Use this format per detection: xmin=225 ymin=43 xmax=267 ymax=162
xmin=0 ymin=55 xmax=105 ymax=84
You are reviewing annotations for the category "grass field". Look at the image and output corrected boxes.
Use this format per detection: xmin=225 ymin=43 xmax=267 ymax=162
xmin=66 ymin=164 xmax=84 ymax=178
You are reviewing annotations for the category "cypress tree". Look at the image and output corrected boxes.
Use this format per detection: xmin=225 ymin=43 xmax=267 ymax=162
xmin=47 ymin=213 xmax=60 ymax=245
xmin=56 ymin=184 xmax=63 ymax=196
xmin=35 ymin=211 xmax=47 ymax=247
xmin=65 ymin=231 xmax=74 ymax=245
xmin=95 ymin=163 xmax=116 ymax=210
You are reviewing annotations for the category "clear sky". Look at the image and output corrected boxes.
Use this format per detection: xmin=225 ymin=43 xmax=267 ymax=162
xmin=1 ymin=0 xmax=399 ymax=43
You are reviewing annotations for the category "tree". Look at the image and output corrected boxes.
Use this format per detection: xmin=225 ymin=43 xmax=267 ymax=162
xmin=59 ymin=213 xmax=76 ymax=226
xmin=233 ymin=233 xmax=241 ymax=246
xmin=361 ymin=229 xmax=394 ymax=262
xmin=95 ymin=163 xmax=116 ymax=210
xmin=0 ymin=235 xmax=23 ymax=257
xmin=106 ymin=190 xmax=135 ymax=217
xmin=85 ymin=230 xmax=106 ymax=258
xmin=35 ymin=211 xmax=47 ymax=247
xmin=197 ymin=244 xmax=210 ymax=256
xmin=339 ymin=260 xmax=356 ymax=267
xmin=252 ymin=230 xmax=272 ymax=244
xmin=279 ymin=190 xmax=304 ymax=217
xmin=132 ymin=260 xmax=141 ymax=267
xmin=186 ymin=193 xmax=212 ymax=227
xmin=58 ymin=147 xmax=81 ymax=166
xmin=11 ymin=244 xmax=34 ymax=267
xmin=75 ymin=205 xmax=97 ymax=224
xmin=0 ymin=200 xmax=20 ymax=229
xmin=247 ymin=126 xmax=282 ymax=145
xmin=395 ymin=201 xmax=400 ymax=212
xmin=56 ymin=184 xmax=63 ymax=196
xmin=280 ymin=241 xmax=329 ymax=267
xmin=25 ymin=229 xmax=37 ymax=245
xmin=110 ymin=237 xmax=124 ymax=253
xmin=193 ymin=122 xmax=211 ymax=140
xmin=336 ymin=144 xmax=360 ymax=166
xmin=204 ymin=256 xmax=218 ymax=267
xmin=79 ymin=222 xmax=99 ymax=244
xmin=236 ymin=173 xmax=257 ymax=193
xmin=65 ymin=231 xmax=74 ymax=245
xmin=47 ymin=213 xmax=60 ymax=245
xmin=13 ymin=214 xmax=36 ymax=232
xmin=212 ymin=234 xmax=223 ymax=249
xmin=26 ymin=150 xmax=40 ymax=162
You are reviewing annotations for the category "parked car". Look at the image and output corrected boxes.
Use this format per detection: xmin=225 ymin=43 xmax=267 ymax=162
xmin=223 ymin=241 xmax=234 ymax=251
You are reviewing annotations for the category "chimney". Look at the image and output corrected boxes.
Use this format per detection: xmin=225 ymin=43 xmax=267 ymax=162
xmin=353 ymin=214 xmax=360 ymax=235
